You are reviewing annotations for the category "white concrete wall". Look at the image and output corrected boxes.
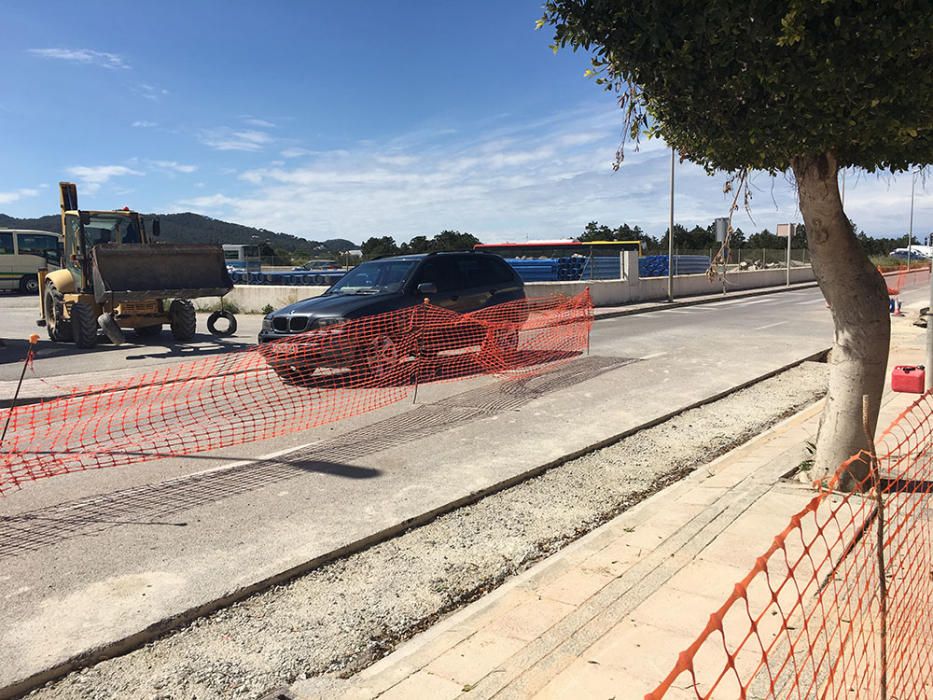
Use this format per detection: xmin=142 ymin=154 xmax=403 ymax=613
xmin=201 ymin=266 xmax=817 ymax=313
xmin=524 ymin=266 xmax=816 ymax=307
xmin=196 ymin=285 xmax=330 ymax=313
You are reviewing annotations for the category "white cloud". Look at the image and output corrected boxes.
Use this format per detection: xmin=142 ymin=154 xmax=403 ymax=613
xmin=132 ymin=120 xmax=158 ymax=128
xmin=0 ymin=188 xmax=40 ymax=205
xmin=200 ymin=128 xmax=272 ymax=152
xmin=150 ymin=160 xmax=198 ymax=174
xmin=66 ymin=165 xmax=143 ymax=194
xmin=176 ymin=193 xmax=237 ymax=210
xmin=136 ymin=83 xmax=169 ymax=101
xmin=172 ymin=104 xmax=931 ymax=241
xmin=280 ymin=147 xmax=314 ymax=159
xmin=242 ymin=117 xmax=276 ymax=128
xmin=28 ymin=48 xmax=129 ymax=70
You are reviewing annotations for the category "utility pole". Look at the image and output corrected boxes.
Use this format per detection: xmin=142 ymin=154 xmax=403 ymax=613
xmin=667 ymin=147 xmax=675 ymax=303
xmin=908 ymin=171 xmax=916 ymax=269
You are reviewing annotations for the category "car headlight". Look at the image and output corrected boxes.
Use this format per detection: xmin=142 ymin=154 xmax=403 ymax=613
xmin=262 ymin=316 xmax=273 ymax=331
xmin=317 ymin=317 xmax=345 ymax=328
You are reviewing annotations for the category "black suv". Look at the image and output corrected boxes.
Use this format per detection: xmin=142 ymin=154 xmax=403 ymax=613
xmin=258 ymin=251 xmax=525 ymax=378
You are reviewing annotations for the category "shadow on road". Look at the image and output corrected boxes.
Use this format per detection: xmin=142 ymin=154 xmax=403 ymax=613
xmin=0 ymin=333 xmax=254 ymax=366
xmin=0 ymin=354 xmax=636 ymax=561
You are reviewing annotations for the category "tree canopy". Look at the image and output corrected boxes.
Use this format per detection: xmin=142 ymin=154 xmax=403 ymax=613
xmin=360 ymin=230 xmax=481 ymax=259
xmin=542 ymin=0 xmax=932 ymax=174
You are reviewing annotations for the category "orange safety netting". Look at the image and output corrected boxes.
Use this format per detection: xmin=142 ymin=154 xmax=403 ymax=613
xmin=881 ymin=263 xmax=931 ymax=296
xmin=0 ymin=292 xmax=592 ymax=493
xmin=646 ymin=392 xmax=933 ymax=700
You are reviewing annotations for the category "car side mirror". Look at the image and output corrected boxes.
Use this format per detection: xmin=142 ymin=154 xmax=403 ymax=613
xmin=417 ymin=282 xmax=437 ymax=295
xmin=152 ymin=218 xmax=161 ymax=237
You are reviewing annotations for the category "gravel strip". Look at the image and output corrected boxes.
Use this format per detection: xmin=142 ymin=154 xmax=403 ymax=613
xmin=28 ymin=361 xmax=828 ymax=700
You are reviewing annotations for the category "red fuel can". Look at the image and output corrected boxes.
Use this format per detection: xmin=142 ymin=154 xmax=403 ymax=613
xmin=891 ymin=365 xmax=926 ymax=394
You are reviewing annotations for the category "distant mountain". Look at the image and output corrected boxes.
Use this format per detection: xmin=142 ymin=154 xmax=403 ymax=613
xmin=0 ymin=213 xmax=59 ymax=234
xmin=322 ymin=238 xmax=358 ymax=253
xmin=0 ymin=212 xmax=359 ymax=256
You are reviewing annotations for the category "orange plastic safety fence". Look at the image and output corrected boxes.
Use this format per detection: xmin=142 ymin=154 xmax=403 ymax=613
xmin=646 ymin=392 xmax=933 ymax=699
xmin=881 ymin=263 xmax=931 ymax=296
xmin=0 ymin=292 xmax=592 ymax=493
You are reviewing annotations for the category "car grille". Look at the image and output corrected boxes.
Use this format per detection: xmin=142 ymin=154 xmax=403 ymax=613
xmin=272 ymin=315 xmax=315 ymax=333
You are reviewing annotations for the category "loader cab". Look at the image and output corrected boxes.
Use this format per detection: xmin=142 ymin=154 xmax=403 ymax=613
xmin=62 ymin=209 xmax=148 ymax=292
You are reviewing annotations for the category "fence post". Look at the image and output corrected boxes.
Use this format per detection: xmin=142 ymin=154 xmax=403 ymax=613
xmin=861 ymin=394 xmax=887 ymax=700
xmin=0 ymin=335 xmax=39 ymax=447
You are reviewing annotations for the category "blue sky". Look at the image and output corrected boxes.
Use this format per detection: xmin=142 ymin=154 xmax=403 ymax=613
xmin=1 ymin=1 xmax=928 ymax=243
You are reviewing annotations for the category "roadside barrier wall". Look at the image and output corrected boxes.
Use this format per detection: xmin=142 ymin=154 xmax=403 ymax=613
xmin=0 ymin=292 xmax=592 ymax=493
xmin=526 ymin=266 xmax=817 ymax=307
xmin=646 ymin=391 xmax=933 ymax=699
xmin=208 ymin=266 xmax=820 ymax=314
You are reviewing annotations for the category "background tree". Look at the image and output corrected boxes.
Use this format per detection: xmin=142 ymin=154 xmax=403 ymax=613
xmin=360 ymin=236 xmax=399 ymax=259
xmin=542 ymin=0 xmax=932 ymax=487
xmin=747 ymin=228 xmax=782 ymax=250
xmin=398 ymin=235 xmax=431 ymax=254
xmin=579 ymin=221 xmax=614 ymax=241
xmin=730 ymin=227 xmax=747 ymax=249
xmin=431 ymin=230 xmax=480 ymax=251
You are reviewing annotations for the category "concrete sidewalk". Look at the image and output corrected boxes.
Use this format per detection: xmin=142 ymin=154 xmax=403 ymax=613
xmin=307 ymin=318 xmax=927 ymax=700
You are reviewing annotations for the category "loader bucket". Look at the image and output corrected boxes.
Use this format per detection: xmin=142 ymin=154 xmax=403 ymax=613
xmin=91 ymin=243 xmax=234 ymax=303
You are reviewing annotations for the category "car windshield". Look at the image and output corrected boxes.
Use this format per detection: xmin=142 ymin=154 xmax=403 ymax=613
xmin=327 ymin=259 xmax=417 ymax=295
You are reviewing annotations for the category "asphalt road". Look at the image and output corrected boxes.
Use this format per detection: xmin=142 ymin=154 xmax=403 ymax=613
xmin=0 ymin=283 xmax=928 ymax=694
xmin=0 ymin=292 xmax=260 ymax=382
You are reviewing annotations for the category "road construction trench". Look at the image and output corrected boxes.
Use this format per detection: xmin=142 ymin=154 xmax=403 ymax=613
xmin=23 ymin=360 xmax=828 ymax=700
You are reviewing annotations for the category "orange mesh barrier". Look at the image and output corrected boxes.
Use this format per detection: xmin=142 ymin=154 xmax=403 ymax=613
xmin=646 ymin=392 xmax=933 ymax=699
xmin=0 ymin=292 xmax=592 ymax=493
xmin=881 ymin=263 xmax=930 ymax=296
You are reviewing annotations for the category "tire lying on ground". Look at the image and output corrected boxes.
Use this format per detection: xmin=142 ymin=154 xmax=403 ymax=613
xmin=169 ymin=300 xmax=197 ymax=341
xmin=207 ymin=310 xmax=238 ymax=336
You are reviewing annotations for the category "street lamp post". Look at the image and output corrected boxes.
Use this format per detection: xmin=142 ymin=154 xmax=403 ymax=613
xmin=908 ymin=170 xmax=916 ymax=269
xmin=667 ymin=147 xmax=675 ymax=303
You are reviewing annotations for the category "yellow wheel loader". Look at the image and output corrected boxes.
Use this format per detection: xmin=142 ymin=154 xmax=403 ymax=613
xmin=37 ymin=182 xmax=234 ymax=348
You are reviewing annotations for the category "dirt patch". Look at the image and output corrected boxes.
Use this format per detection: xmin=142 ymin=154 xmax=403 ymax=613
xmin=27 ymin=362 xmax=828 ymax=700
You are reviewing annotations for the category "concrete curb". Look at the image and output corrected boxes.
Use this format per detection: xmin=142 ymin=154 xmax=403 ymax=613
xmin=0 ymin=346 xmax=831 ymax=700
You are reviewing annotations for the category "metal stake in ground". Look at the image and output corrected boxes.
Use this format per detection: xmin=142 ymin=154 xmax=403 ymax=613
xmin=0 ymin=334 xmax=39 ymax=447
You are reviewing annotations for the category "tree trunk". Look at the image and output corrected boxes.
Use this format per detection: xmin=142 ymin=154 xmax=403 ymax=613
xmin=792 ymin=153 xmax=890 ymax=491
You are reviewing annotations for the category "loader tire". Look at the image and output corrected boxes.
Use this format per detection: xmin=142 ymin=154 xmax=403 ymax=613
xmin=71 ymin=302 xmax=99 ymax=349
xmin=44 ymin=283 xmax=73 ymax=342
xmin=169 ymin=300 xmax=197 ymax=341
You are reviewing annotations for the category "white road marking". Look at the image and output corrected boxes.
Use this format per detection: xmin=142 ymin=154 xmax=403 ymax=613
xmin=640 ymin=351 xmax=668 ymax=360
xmin=754 ymin=321 xmax=789 ymax=331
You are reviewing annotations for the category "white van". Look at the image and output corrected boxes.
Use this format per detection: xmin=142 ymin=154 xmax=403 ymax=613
xmin=0 ymin=228 xmax=63 ymax=293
